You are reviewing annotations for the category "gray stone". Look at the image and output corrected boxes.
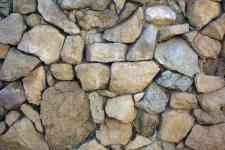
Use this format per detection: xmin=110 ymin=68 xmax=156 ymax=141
xmin=118 ymin=2 xmax=138 ymax=22
xmin=0 ymin=82 xmax=25 ymax=110
xmin=113 ymin=0 xmax=126 ymax=13
xmin=0 ymin=106 xmax=5 ymax=121
xmin=154 ymin=38 xmax=200 ymax=77
xmin=86 ymin=43 xmax=127 ymax=63
xmin=103 ymin=7 xmax=144 ymax=43
xmin=18 ymin=25 xmax=64 ymax=64
xmin=41 ymin=81 xmax=95 ymax=150
xmin=0 ymin=0 xmax=10 ymax=16
xmin=5 ymin=111 xmax=21 ymax=126
xmin=78 ymin=139 xmax=107 ymax=150
xmin=136 ymin=83 xmax=168 ymax=114
xmin=156 ymin=70 xmax=193 ymax=91
xmin=127 ymin=25 xmax=158 ymax=61
xmin=83 ymin=30 xmax=104 ymax=46
xmin=126 ymin=135 xmax=152 ymax=150
xmin=0 ymin=121 xmax=6 ymax=135
xmin=38 ymin=0 xmax=80 ymax=34
xmin=50 ymin=63 xmax=74 ymax=81
xmin=0 ymin=13 xmax=26 ymax=45
xmin=13 ymin=0 xmax=36 ymax=14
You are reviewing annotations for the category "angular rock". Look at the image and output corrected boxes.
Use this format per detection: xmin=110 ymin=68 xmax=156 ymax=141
xmin=96 ymin=119 xmax=132 ymax=146
xmin=110 ymin=61 xmax=160 ymax=94
xmin=13 ymin=0 xmax=36 ymax=14
xmin=61 ymin=0 xmax=111 ymax=11
xmin=0 ymin=43 xmax=9 ymax=59
xmin=170 ymin=92 xmax=198 ymax=110
xmin=78 ymin=139 xmax=107 ymax=150
xmin=114 ymin=0 xmax=126 ymax=13
xmin=0 ymin=13 xmax=26 ymax=45
xmin=0 ymin=118 xmax=49 ymax=150
xmin=83 ymin=30 xmax=104 ymax=46
xmin=0 ymin=121 xmax=6 ymax=135
xmin=145 ymin=5 xmax=176 ymax=25
xmin=195 ymin=73 xmax=225 ymax=93
xmin=127 ymin=25 xmax=158 ymax=61
xmin=156 ymin=70 xmax=193 ymax=91
xmin=134 ymin=109 xmax=159 ymax=137
xmin=154 ymin=38 xmax=200 ymax=77
xmin=187 ymin=0 xmax=221 ymax=28
xmin=18 ymin=25 xmax=64 ymax=64
xmin=119 ymin=2 xmax=138 ymax=22
xmin=46 ymin=70 xmax=56 ymax=87
xmin=160 ymin=110 xmax=194 ymax=143
xmin=41 ymin=81 xmax=95 ymax=150
xmin=21 ymin=104 xmax=43 ymax=133
xmin=75 ymin=63 xmax=110 ymax=91
xmin=5 ymin=111 xmax=21 ymax=126
xmin=86 ymin=43 xmax=127 ymax=63
xmin=140 ymin=141 xmax=163 ymax=150
xmin=25 ymin=13 xmax=42 ymax=27
xmin=61 ymin=35 xmax=84 ymax=64
xmin=185 ymin=124 xmax=225 ymax=150
xmin=88 ymin=92 xmax=105 ymax=124
xmin=158 ymin=24 xmax=189 ymax=41
xmin=105 ymin=95 xmax=136 ymax=123
xmin=50 ymin=63 xmax=74 ymax=80
xmin=97 ymin=90 xmax=118 ymax=98
xmin=103 ymin=7 xmax=144 ymax=43
xmin=126 ymin=135 xmax=152 ymax=150
xmin=0 ymin=49 xmax=40 ymax=81
xmin=0 ymin=82 xmax=25 ymax=110
xmin=38 ymin=0 xmax=80 ymax=34
xmin=133 ymin=92 xmax=145 ymax=103
xmin=23 ymin=66 xmax=46 ymax=105
xmin=0 ymin=0 xmax=10 ymax=16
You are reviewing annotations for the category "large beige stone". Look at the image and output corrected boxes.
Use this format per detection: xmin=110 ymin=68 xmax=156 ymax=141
xmin=50 ymin=63 xmax=74 ymax=81
xmin=110 ymin=61 xmax=160 ymax=94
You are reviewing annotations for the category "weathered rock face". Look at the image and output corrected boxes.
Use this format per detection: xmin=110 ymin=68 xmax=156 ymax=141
xmin=110 ymin=61 xmax=160 ymax=94
xmin=13 ymin=0 xmax=36 ymax=14
xmin=186 ymin=124 xmax=225 ymax=150
xmin=50 ymin=63 xmax=74 ymax=80
xmin=155 ymin=38 xmax=200 ymax=77
xmin=18 ymin=25 xmax=64 ymax=64
xmin=0 ymin=13 xmax=27 ymax=45
xmin=41 ymin=81 xmax=95 ymax=150
xmin=78 ymin=139 xmax=107 ymax=150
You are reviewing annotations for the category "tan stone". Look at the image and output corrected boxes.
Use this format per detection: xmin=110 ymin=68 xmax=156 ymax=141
xmin=0 ymin=43 xmax=9 ymax=59
xmin=5 ymin=111 xmax=21 ymax=126
xmin=78 ymin=139 xmax=107 ymax=150
xmin=50 ymin=63 xmax=74 ymax=81
xmin=126 ymin=135 xmax=152 ymax=150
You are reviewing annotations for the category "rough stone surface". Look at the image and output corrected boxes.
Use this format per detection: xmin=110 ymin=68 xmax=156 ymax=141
xmin=23 ymin=66 xmax=46 ymax=105
xmin=105 ymin=95 xmax=136 ymax=123
xmin=156 ymin=70 xmax=193 ymax=91
xmin=78 ymin=139 xmax=107 ymax=150
xmin=18 ymin=25 xmax=64 ymax=64
xmin=136 ymin=83 xmax=168 ymax=114
xmin=50 ymin=63 xmax=74 ymax=80
xmin=5 ymin=111 xmax=21 ymax=126
xmin=0 ymin=49 xmax=40 ymax=81
xmin=96 ymin=119 xmax=132 ymax=146
xmin=86 ymin=43 xmax=127 ymax=63
xmin=0 ymin=122 xmax=6 ymax=135
xmin=41 ymin=81 xmax=95 ymax=150
xmin=154 ymin=38 xmax=200 ymax=77
xmin=0 ymin=13 xmax=26 ymax=45
xmin=127 ymin=25 xmax=158 ymax=61
xmin=126 ymin=135 xmax=152 ymax=150
xmin=0 ymin=43 xmax=9 ymax=59
xmin=103 ymin=7 xmax=144 ymax=43
xmin=0 ymin=82 xmax=25 ymax=110
xmin=186 ymin=124 xmax=225 ymax=150
xmin=110 ymin=61 xmax=160 ymax=94
xmin=13 ymin=0 xmax=36 ymax=14
xmin=160 ymin=110 xmax=194 ymax=143
xmin=75 ymin=63 xmax=110 ymax=91
xmin=25 ymin=13 xmax=42 ymax=27
xmin=38 ymin=0 xmax=80 ymax=34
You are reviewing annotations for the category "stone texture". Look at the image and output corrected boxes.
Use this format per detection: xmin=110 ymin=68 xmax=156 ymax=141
xmin=187 ymin=0 xmax=221 ymax=28
xmin=133 ymin=92 xmax=145 ymax=103
xmin=160 ymin=110 xmax=194 ymax=143
xmin=88 ymin=92 xmax=105 ymax=124
xmin=0 ymin=106 xmax=5 ymax=121
xmin=154 ymin=38 xmax=200 ymax=77
xmin=78 ymin=139 xmax=107 ymax=150
xmin=5 ymin=111 xmax=21 ymax=126
xmin=103 ymin=7 xmax=144 ymax=43
xmin=170 ymin=92 xmax=198 ymax=110
xmin=25 ymin=13 xmax=42 ymax=27
xmin=21 ymin=104 xmax=43 ymax=133
xmin=61 ymin=0 xmax=111 ymax=11
xmin=0 ymin=0 xmax=10 ymax=16
xmin=0 ymin=121 xmax=6 ymax=135
xmin=119 ymin=2 xmax=138 ymax=22
xmin=13 ymin=0 xmax=36 ymax=14
xmin=96 ymin=119 xmax=132 ymax=146
xmin=61 ymin=35 xmax=84 ymax=64
xmin=127 ymin=25 xmax=158 ymax=61
xmin=185 ymin=124 xmax=225 ymax=150
xmin=0 ymin=82 xmax=25 ymax=110
xmin=195 ymin=73 xmax=225 ymax=93
xmin=86 ymin=43 xmax=127 ymax=63
xmin=75 ymin=63 xmax=110 ymax=91
xmin=41 ymin=81 xmax=95 ymax=150
xmin=18 ymin=25 xmax=64 ymax=64
xmin=23 ymin=66 xmax=46 ymax=105
xmin=134 ymin=109 xmax=159 ymax=137
xmin=0 ymin=43 xmax=9 ymax=59
xmin=126 ymin=135 xmax=152 ymax=150
xmin=83 ymin=30 xmax=104 ymax=46
xmin=97 ymin=90 xmax=118 ymax=98
xmin=50 ymin=63 xmax=74 ymax=80
xmin=114 ymin=0 xmax=126 ymax=13
xmin=38 ymin=0 xmax=80 ymax=34
xmin=0 ymin=118 xmax=49 ymax=150
xmin=110 ymin=61 xmax=160 ymax=94
xmin=0 ymin=13 xmax=26 ymax=45
xmin=105 ymin=95 xmax=136 ymax=123
xmin=145 ymin=5 xmax=176 ymax=25
xmin=136 ymin=83 xmax=168 ymax=114
xmin=156 ymin=70 xmax=193 ymax=91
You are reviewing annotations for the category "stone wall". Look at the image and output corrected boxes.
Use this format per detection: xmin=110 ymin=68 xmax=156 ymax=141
xmin=0 ymin=0 xmax=225 ymax=150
